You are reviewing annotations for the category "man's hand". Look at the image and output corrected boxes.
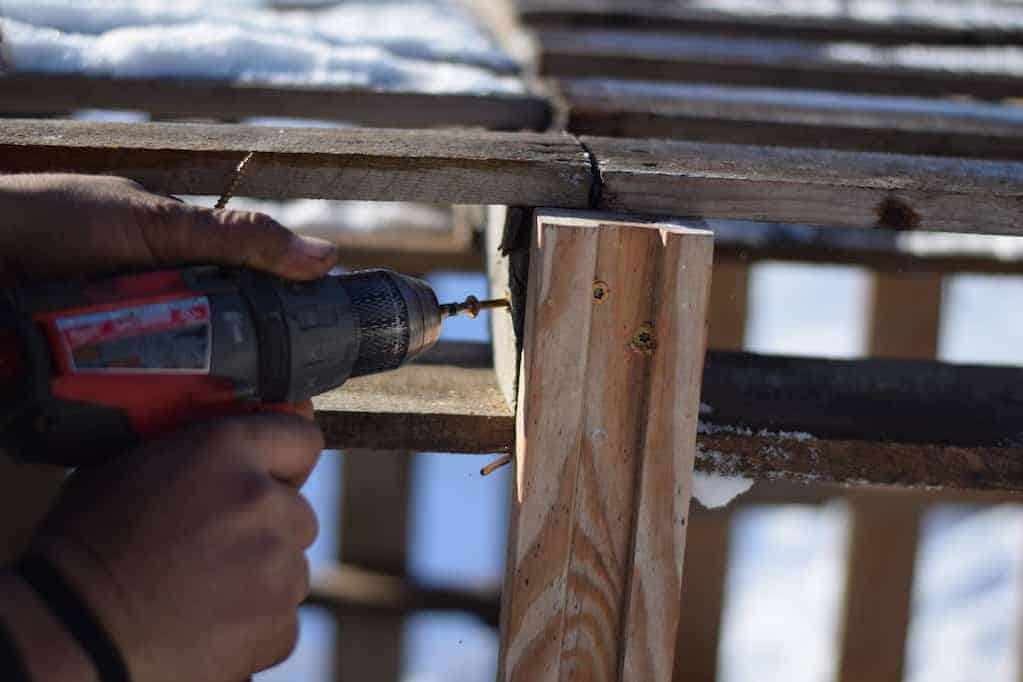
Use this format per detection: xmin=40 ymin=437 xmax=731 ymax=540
xmin=33 ymin=415 xmax=323 ymax=682
xmin=0 ymin=173 xmax=337 ymax=283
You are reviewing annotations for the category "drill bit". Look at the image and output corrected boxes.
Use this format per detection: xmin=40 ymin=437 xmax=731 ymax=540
xmin=439 ymin=295 xmax=509 ymax=319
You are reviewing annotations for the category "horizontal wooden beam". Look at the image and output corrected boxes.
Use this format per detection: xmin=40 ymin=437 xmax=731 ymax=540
xmin=562 ymin=78 xmax=1023 ymax=160
xmin=518 ymin=0 xmax=1023 ymax=46
xmin=537 ymin=29 xmax=1023 ymax=99
xmin=711 ymin=221 xmax=1023 ymax=276
xmin=0 ymin=74 xmax=552 ymax=132
xmin=306 ymin=562 xmax=499 ymax=626
xmin=315 ymin=347 xmax=1023 ymax=491
xmin=586 ymin=136 xmax=1023 ymax=235
xmin=5 ymin=120 xmax=1023 ymax=236
xmin=314 ymin=361 xmax=514 ymax=454
xmin=0 ymin=119 xmax=593 ymax=207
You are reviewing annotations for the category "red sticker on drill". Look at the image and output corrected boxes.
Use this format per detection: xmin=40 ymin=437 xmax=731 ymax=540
xmin=55 ymin=297 xmax=212 ymax=373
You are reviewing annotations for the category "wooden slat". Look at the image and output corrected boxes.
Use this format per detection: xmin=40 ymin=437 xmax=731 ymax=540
xmin=306 ymin=562 xmax=499 ymax=626
xmin=497 ymin=210 xmax=713 ymax=682
xmin=586 ymin=136 xmax=1023 ymax=236
xmin=833 ymin=269 xmax=942 ymax=682
xmin=707 ymin=260 xmax=748 ymax=351
xmin=336 ymin=450 xmax=412 ymax=682
xmin=710 ymin=221 xmax=1023 ymax=277
xmin=0 ymin=119 xmax=592 ymax=207
xmin=0 ymin=75 xmax=552 ymax=132
xmin=562 ymin=79 xmax=1023 ymax=160
xmin=6 ymin=120 xmax=1023 ymax=237
xmin=314 ymin=362 xmax=514 ymax=454
xmin=672 ymin=507 xmax=731 ymax=682
xmin=519 ymin=0 xmax=1023 ymax=46
xmin=537 ymin=29 xmax=1023 ymax=100
xmin=312 ymin=346 xmax=1023 ymax=490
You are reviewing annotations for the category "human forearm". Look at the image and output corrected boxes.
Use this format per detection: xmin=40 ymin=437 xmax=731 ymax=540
xmin=0 ymin=569 xmax=98 ymax=682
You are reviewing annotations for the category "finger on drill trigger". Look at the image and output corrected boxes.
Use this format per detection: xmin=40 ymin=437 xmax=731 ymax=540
xmin=143 ymin=202 xmax=338 ymax=280
xmin=236 ymin=414 xmax=324 ymax=488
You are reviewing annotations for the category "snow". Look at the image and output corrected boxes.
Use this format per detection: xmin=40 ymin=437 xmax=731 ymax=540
xmin=0 ymin=0 xmax=525 ymax=95
xmin=677 ymin=0 xmax=1023 ymax=32
xmin=693 ymin=472 xmax=755 ymax=509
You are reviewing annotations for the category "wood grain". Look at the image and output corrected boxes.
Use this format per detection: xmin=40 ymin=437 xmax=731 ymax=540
xmin=0 ymin=119 xmax=592 ymax=206
xmin=0 ymin=74 xmax=552 ymax=131
xmin=497 ymin=210 xmax=712 ymax=682
xmin=537 ymin=28 xmax=1023 ymax=99
xmin=562 ymin=78 xmax=1023 ymax=161
xmin=519 ymin=0 xmax=1023 ymax=45
xmin=587 ymin=136 xmax=1023 ymax=235
xmin=7 ymin=120 xmax=1023 ymax=236
xmin=707 ymin=259 xmax=748 ymax=351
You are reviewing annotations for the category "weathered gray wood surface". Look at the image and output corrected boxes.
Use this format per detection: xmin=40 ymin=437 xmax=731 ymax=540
xmin=5 ymin=120 xmax=1023 ymax=236
xmin=0 ymin=119 xmax=592 ymax=207
xmin=519 ymin=0 xmax=1023 ymax=45
xmin=587 ymin=136 xmax=1023 ymax=235
xmin=0 ymin=74 xmax=552 ymax=132
xmin=537 ymin=29 xmax=1023 ymax=99
xmin=563 ymin=78 xmax=1023 ymax=160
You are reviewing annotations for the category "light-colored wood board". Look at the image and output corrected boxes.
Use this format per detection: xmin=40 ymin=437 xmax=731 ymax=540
xmin=537 ymin=29 xmax=1023 ymax=99
xmin=562 ymin=78 xmax=1023 ymax=160
xmin=586 ymin=136 xmax=1023 ymax=235
xmin=497 ymin=210 xmax=712 ymax=682
xmin=0 ymin=119 xmax=592 ymax=207
xmin=519 ymin=0 xmax=1023 ymax=45
xmin=0 ymin=74 xmax=552 ymax=132
xmin=486 ymin=205 xmax=522 ymax=409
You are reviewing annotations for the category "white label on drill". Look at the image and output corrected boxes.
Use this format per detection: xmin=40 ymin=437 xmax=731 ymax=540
xmin=55 ymin=297 xmax=212 ymax=374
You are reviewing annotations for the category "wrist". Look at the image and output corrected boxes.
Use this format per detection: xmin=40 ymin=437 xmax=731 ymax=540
xmin=0 ymin=568 xmax=99 ymax=682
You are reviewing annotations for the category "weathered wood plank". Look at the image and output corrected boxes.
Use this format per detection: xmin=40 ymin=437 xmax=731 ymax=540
xmin=707 ymin=259 xmax=748 ymax=351
xmin=0 ymin=119 xmax=592 ymax=207
xmin=538 ymin=29 xmax=1023 ymax=99
xmin=586 ymin=136 xmax=1023 ymax=235
xmin=497 ymin=210 xmax=713 ymax=682
xmin=868 ymin=271 xmax=944 ymax=360
xmin=519 ymin=0 xmax=1023 ymax=46
xmin=563 ymin=79 xmax=1023 ymax=160
xmin=312 ymin=345 xmax=1023 ymax=490
xmin=0 ymin=74 xmax=552 ymax=132
xmin=314 ymin=362 xmax=514 ymax=454
xmin=710 ymin=221 xmax=1023 ymax=277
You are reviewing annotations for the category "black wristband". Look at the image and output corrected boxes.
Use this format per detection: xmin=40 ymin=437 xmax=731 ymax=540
xmin=0 ymin=621 xmax=31 ymax=682
xmin=14 ymin=555 xmax=130 ymax=682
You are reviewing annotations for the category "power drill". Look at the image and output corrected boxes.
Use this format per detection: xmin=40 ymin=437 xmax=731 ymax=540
xmin=0 ymin=267 xmax=503 ymax=465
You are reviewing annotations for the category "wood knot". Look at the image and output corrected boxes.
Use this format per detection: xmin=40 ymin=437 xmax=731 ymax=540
xmin=592 ymin=280 xmax=610 ymax=304
xmin=876 ymin=195 xmax=919 ymax=231
xmin=630 ymin=323 xmax=657 ymax=355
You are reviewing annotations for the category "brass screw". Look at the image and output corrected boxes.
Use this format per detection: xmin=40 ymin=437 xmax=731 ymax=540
xmin=592 ymin=280 xmax=610 ymax=304
xmin=631 ymin=323 xmax=657 ymax=355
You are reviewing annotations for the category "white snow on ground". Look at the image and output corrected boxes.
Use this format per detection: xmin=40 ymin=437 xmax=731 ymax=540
xmin=719 ymin=503 xmax=850 ymax=682
xmin=693 ymin=473 xmax=755 ymax=509
xmin=0 ymin=0 xmax=525 ymax=94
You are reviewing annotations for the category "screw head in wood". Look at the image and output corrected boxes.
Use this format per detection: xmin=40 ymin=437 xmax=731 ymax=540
xmin=592 ymin=281 xmax=610 ymax=304
xmin=631 ymin=323 xmax=657 ymax=355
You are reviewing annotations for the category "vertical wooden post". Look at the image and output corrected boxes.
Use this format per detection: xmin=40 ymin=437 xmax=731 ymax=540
xmin=672 ymin=255 xmax=748 ymax=682
xmin=497 ymin=210 xmax=713 ymax=682
xmin=836 ymin=269 xmax=941 ymax=682
xmin=335 ymin=451 xmax=412 ymax=682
